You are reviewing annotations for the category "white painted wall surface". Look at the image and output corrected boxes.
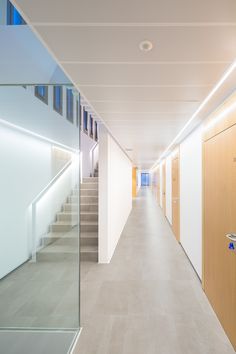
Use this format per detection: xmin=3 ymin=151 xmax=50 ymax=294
xmin=0 ymin=87 xmax=79 ymax=150
xmin=165 ymin=156 xmax=172 ymax=224
xmin=0 ymin=124 xmax=78 ymax=279
xmin=180 ymin=125 xmax=203 ymax=279
xmin=137 ymin=170 xmax=141 ymax=192
xmin=99 ymin=126 xmax=132 ymax=263
xmin=0 ymin=125 xmax=51 ymax=279
xmin=159 ymin=161 xmax=163 ymax=208
xmin=80 ymin=131 xmax=97 ymax=177
xmin=36 ymin=160 xmax=77 ymax=248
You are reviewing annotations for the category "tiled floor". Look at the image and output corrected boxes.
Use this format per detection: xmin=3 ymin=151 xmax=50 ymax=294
xmin=0 ymin=229 xmax=79 ymax=330
xmin=76 ymin=187 xmax=235 ymax=354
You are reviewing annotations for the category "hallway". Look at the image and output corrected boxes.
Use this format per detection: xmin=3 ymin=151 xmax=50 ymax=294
xmin=76 ymin=188 xmax=235 ymax=354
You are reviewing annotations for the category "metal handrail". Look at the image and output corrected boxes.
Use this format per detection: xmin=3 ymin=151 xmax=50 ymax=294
xmin=30 ymin=159 xmax=73 ymax=261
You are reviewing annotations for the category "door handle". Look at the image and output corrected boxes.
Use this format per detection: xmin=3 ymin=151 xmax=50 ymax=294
xmin=226 ymin=233 xmax=236 ymax=242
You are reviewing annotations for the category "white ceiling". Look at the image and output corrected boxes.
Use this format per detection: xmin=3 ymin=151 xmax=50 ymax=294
xmin=13 ymin=0 xmax=236 ymax=169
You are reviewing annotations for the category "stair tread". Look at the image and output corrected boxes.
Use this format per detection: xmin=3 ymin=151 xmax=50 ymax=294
xmin=80 ymin=189 xmax=98 ymax=191
xmin=45 ymin=232 xmax=78 ymax=239
xmin=52 ymin=221 xmax=77 ymax=225
xmin=39 ymin=244 xmax=77 ymax=254
xmin=64 ymin=203 xmax=98 ymax=206
xmin=80 ymin=212 xmax=98 ymax=215
xmin=45 ymin=231 xmax=97 ymax=239
xmin=80 ymin=232 xmax=98 ymax=238
xmin=81 ymin=246 xmax=98 ymax=253
xmin=80 ymin=221 xmax=98 ymax=225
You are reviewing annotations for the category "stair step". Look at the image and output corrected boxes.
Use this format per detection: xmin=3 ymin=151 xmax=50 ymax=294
xmin=80 ymin=183 xmax=98 ymax=190
xmin=81 ymin=245 xmax=98 ymax=262
xmin=80 ymin=232 xmax=98 ymax=246
xmin=37 ymin=243 xmax=78 ymax=262
xmin=80 ymin=203 xmax=98 ymax=212
xmin=51 ymin=221 xmax=77 ymax=232
xmin=57 ymin=212 xmax=78 ymax=222
xmin=80 ymin=221 xmax=98 ymax=232
xmin=43 ymin=230 xmax=78 ymax=246
xmin=83 ymin=177 xmax=98 ymax=183
xmin=80 ymin=196 xmax=98 ymax=204
xmin=63 ymin=203 xmax=78 ymax=212
xmin=80 ymin=189 xmax=98 ymax=197
xmin=80 ymin=212 xmax=98 ymax=222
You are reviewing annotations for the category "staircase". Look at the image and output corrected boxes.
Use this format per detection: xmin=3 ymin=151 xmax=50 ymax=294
xmin=36 ymin=177 xmax=99 ymax=263
xmin=80 ymin=176 xmax=98 ymax=262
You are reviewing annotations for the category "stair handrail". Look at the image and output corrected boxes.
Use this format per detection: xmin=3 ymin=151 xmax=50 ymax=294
xmin=30 ymin=158 xmax=73 ymax=261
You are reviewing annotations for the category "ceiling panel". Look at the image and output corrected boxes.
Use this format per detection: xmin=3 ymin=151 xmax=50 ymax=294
xmin=34 ymin=26 xmax=236 ymax=63
xmin=13 ymin=0 xmax=236 ymax=169
xmin=14 ymin=0 xmax=236 ymax=23
xmin=91 ymin=100 xmax=200 ymax=114
xmin=63 ymin=63 xmax=228 ymax=86
xmin=80 ymin=86 xmax=212 ymax=102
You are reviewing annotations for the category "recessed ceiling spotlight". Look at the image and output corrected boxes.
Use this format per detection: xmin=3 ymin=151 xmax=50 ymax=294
xmin=139 ymin=40 xmax=153 ymax=52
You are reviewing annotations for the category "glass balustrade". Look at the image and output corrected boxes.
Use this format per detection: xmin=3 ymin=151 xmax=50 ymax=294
xmin=0 ymin=84 xmax=80 ymax=340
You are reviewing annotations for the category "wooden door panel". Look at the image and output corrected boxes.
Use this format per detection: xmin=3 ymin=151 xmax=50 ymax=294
xmin=204 ymin=125 xmax=236 ymax=349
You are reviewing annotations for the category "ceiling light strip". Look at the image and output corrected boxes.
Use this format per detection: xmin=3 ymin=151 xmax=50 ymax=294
xmin=150 ymin=59 xmax=236 ymax=171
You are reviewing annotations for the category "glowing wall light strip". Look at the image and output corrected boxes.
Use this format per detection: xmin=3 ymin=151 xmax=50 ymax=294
xmin=204 ymin=100 xmax=236 ymax=132
xmin=150 ymin=60 xmax=236 ymax=171
xmin=0 ymin=117 xmax=79 ymax=153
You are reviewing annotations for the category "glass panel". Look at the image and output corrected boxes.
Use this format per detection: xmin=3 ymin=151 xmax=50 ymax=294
xmin=0 ymin=84 xmax=80 ymax=333
xmin=89 ymin=115 xmax=93 ymax=138
xmin=7 ymin=0 xmax=26 ymax=25
xmin=35 ymin=85 xmax=48 ymax=104
xmin=0 ymin=2 xmax=81 ymax=349
xmin=95 ymin=121 xmax=98 ymax=141
xmin=66 ymin=88 xmax=74 ymax=123
xmin=53 ymin=85 xmax=63 ymax=114
xmin=83 ymin=108 xmax=88 ymax=133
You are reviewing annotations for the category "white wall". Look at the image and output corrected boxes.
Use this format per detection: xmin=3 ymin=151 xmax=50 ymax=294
xmin=36 ymin=160 xmax=77 ymax=248
xmin=137 ymin=170 xmax=141 ymax=192
xmin=80 ymin=131 xmax=97 ymax=177
xmin=99 ymin=126 xmax=132 ymax=263
xmin=180 ymin=125 xmax=203 ymax=279
xmin=0 ymin=125 xmax=50 ymax=278
xmin=165 ymin=156 xmax=172 ymax=224
xmin=159 ymin=161 xmax=163 ymax=208
xmin=0 ymin=87 xmax=79 ymax=150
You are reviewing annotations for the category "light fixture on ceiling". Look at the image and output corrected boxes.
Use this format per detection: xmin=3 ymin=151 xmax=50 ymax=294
xmin=150 ymin=59 xmax=236 ymax=171
xmin=139 ymin=40 xmax=153 ymax=52
xmin=125 ymin=148 xmax=133 ymax=152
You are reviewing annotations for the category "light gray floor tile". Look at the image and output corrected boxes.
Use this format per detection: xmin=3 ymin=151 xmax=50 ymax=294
xmin=76 ymin=187 xmax=235 ymax=354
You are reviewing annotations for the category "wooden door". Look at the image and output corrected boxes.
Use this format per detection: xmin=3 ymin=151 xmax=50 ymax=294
xmin=132 ymin=167 xmax=137 ymax=198
xmin=162 ymin=162 xmax=166 ymax=214
xmin=204 ymin=125 xmax=236 ymax=350
xmin=172 ymin=154 xmax=180 ymax=242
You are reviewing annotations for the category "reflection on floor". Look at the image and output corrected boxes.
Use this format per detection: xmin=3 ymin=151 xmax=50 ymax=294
xmin=77 ymin=187 xmax=235 ymax=354
xmin=0 ymin=228 xmax=79 ymax=329
xmin=0 ymin=331 xmax=77 ymax=354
